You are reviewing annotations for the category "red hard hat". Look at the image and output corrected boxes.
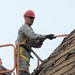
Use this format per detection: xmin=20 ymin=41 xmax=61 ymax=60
xmin=24 ymin=10 xmax=35 ymax=18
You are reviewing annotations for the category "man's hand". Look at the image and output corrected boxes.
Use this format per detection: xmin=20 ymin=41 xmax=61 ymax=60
xmin=46 ymin=34 xmax=56 ymax=40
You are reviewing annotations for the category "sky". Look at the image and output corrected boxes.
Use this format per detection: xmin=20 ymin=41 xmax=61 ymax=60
xmin=0 ymin=0 xmax=75 ymax=74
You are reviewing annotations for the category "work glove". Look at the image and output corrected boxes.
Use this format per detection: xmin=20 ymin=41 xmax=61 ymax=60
xmin=46 ymin=34 xmax=56 ymax=40
xmin=33 ymin=39 xmax=43 ymax=48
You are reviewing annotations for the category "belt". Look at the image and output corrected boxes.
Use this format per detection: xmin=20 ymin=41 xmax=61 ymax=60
xmin=20 ymin=44 xmax=31 ymax=53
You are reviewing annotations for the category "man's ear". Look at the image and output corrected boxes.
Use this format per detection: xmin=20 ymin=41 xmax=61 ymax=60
xmin=24 ymin=16 xmax=27 ymax=19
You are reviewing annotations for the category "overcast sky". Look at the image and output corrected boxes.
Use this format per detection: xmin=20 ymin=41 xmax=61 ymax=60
xmin=0 ymin=0 xmax=75 ymax=74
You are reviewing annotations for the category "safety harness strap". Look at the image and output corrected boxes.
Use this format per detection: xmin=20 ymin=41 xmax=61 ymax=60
xmin=20 ymin=37 xmax=29 ymax=61
xmin=20 ymin=47 xmax=29 ymax=61
xmin=22 ymin=38 xmax=28 ymax=43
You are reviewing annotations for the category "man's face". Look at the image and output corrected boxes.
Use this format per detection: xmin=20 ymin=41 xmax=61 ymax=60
xmin=25 ymin=16 xmax=35 ymax=26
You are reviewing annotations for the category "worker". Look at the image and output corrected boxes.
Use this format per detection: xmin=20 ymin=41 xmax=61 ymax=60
xmin=0 ymin=58 xmax=2 ymax=71
xmin=16 ymin=10 xmax=56 ymax=75
xmin=0 ymin=58 xmax=5 ymax=75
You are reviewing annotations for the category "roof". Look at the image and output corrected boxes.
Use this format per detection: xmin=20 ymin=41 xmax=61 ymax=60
xmin=31 ymin=29 xmax=75 ymax=75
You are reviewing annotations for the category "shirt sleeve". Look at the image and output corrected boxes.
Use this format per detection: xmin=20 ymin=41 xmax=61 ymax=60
xmin=22 ymin=24 xmax=46 ymax=48
xmin=23 ymin=24 xmax=46 ymax=40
